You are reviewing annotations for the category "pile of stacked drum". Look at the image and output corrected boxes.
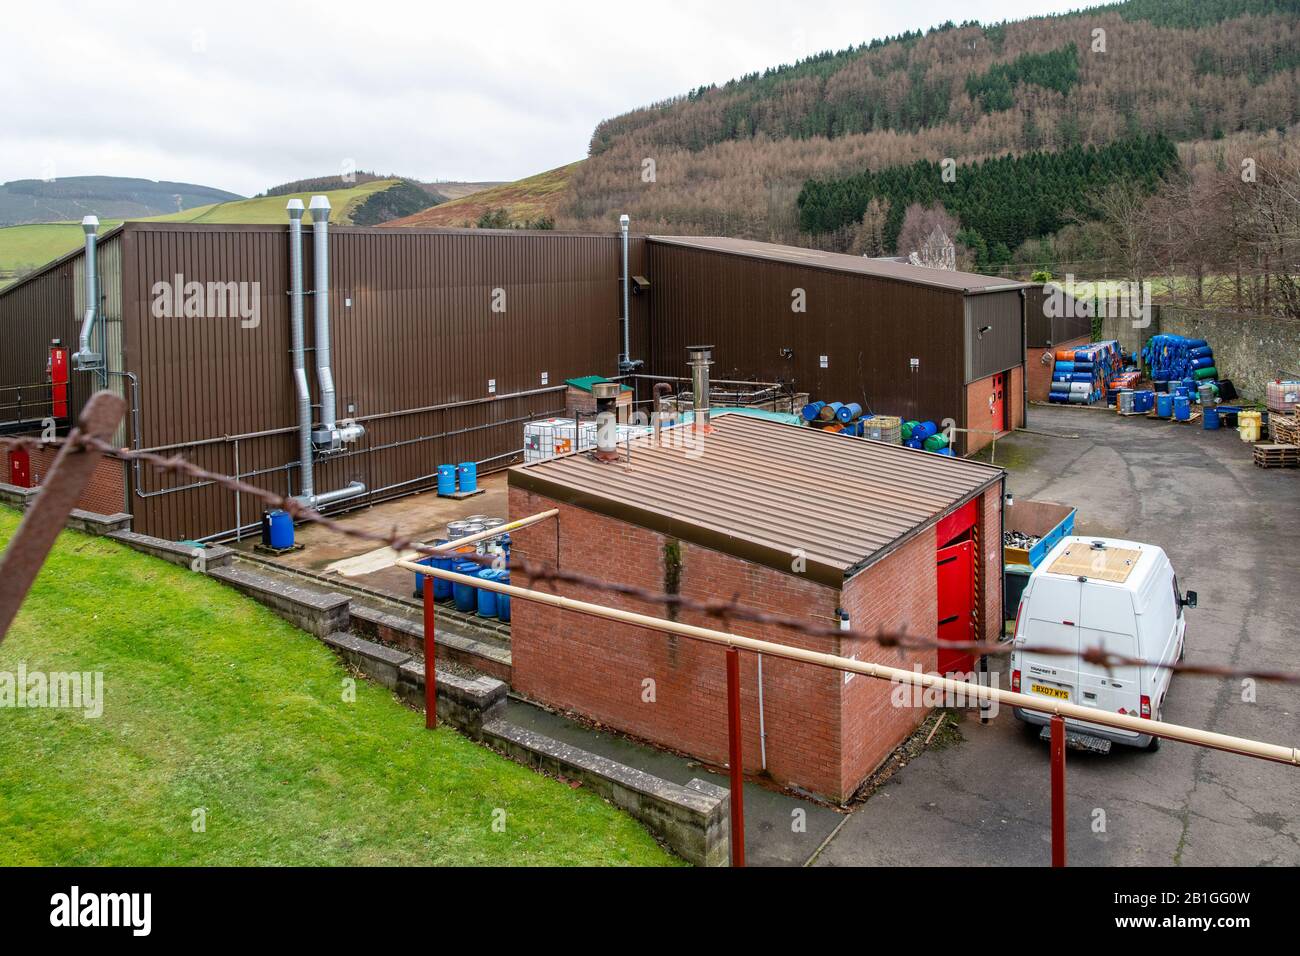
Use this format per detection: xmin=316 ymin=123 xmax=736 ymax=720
xmin=901 ymin=420 xmax=954 ymax=456
xmin=801 ymin=400 xmax=874 ymax=437
xmin=1049 ymin=340 xmax=1121 ymax=405
xmin=412 ymin=516 xmax=513 ymax=622
xmin=1143 ymin=334 xmax=1219 ymax=400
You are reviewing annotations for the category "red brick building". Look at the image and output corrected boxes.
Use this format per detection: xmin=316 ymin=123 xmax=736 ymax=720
xmin=507 ymin=415 xmax=1005 ymax=803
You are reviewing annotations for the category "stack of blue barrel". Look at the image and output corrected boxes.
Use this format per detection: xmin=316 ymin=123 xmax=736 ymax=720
xmin=1143 ymin=335 xmax=1218 ymax=400
xmin=1049 ymin=353 xmax=1096 ymax=405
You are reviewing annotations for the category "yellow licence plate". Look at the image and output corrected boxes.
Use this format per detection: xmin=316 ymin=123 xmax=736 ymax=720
xmin=1031 ymin=683 xmax=1069 ymax=700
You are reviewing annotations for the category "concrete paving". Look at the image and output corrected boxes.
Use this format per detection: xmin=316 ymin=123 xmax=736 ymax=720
xmin=503 ymin=698 xmax=845 ymax=866
xmin=231 ymin=473 xmax=510 ymax=602
xmin=816 ymin=407 xmax=1300 ymax=867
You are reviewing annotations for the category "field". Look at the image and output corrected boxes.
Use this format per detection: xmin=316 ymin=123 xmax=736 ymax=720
xmin=0 ymin=179 xmax=411 ymax=289
xmin=384 ymin=162 xmax=580 ymax=229
xmin=0 ymin=509 xmax=678 ymax=866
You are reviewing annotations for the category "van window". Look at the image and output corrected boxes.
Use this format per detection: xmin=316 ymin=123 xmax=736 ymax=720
xmin=1172 ymin=575 xmax=1183 ymax=618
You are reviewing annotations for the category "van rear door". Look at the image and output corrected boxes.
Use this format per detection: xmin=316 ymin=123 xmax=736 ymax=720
xmin=1020 ymin=575 xmax=1082 ymax=712
xmin=1075 ymin=585 xmax=1141 ymax=739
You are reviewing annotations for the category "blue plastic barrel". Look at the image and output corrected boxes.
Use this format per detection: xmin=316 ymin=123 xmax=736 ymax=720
xmin=937 ymin=447 xmax=955 ymax=457
xmin=436 ymin=464 xmax=456 ymax=495
xmin=1157 ymin=393 xmax=1174 ymax=417
xmin=905 ymin=436 xmax=924 ymax=449
xmin=912 ymin=421 xmax=938 ymax=440
xmin=1173 ymin=396 xmax=1191 ymax=421
xmin=413 ymin=540 xmax=452 ymax=598
xmin=266 ymin=509 xmax=293 ymax=549
xmin=836 ymin=402 xmax=863 ymax=423
xmin=457 ymin=461 xmax=477 ymax=494
xmin=452 ymin=561 xmax=480 ymax=612
xmin=496 ymin=571 xmax=511 ymax=622
xmin=475 ymin=569 xmax=499 ymax=618
xmin=801 ymin=401 xmax=826 ymax=422
xmin=1203 ymin=406 xmax=1220 ymax=430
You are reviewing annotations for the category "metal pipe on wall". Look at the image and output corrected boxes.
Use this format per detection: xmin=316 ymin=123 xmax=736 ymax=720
xmin=287 ymin=199 xmax=314 ymax=500
xmin=72 ymin=216 xmax=103 ymax=376
xmin=619 ymin=214 xmax=631 ymax=372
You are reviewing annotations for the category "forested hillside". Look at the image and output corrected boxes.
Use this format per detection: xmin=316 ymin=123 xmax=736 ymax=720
xmin=558 ymin=0 xmax=1299 ymax=246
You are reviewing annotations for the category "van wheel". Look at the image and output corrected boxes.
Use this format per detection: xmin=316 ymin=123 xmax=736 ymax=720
xmin=1178 ymin=640 xmax=1185 ymax=663
xmin=1146 ymin=734 xmax=1161 ymax=752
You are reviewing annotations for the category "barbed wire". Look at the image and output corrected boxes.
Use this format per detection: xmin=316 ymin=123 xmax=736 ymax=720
xmin=4 ymin=429 xmax=1299 ymax=686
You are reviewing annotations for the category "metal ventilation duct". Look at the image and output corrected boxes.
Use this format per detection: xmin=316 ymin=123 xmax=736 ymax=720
xmin=72 ymin=216 xmax=103 ymax=373
xmin=286 ymin=199 xmax=314 ymax=500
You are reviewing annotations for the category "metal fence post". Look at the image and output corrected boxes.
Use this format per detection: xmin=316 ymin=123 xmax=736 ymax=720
xmin=1050 ymin=714 xmax=1066 ymax=867
xmin=0 ymin=390 xmax=125 ymax=643
xmin=423 ymin=576 xmax=437 ymax=730
xmin=726 ymin=646 xmax=745 ymax=867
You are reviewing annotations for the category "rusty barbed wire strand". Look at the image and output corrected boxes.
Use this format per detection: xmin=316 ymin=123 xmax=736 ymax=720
xmin=3 ymin=430 xmax=1298 ymax=686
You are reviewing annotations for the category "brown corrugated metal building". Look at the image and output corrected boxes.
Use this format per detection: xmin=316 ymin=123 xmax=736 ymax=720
xmin=508 ymin=414 xmax=1006 ymax=802
xmin=645 ymin=237 xmax=1029 ymax=455
xmin=2 ymin=221 xmax=1025 ymax=540
xmin=1023 ymin=282 xmax=1094 ymax=403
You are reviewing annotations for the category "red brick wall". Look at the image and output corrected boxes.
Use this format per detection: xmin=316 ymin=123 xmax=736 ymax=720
xmin=23 ymin=444 xmax=127 ymax=517
xmin=838 ymin=528 xmax=938 ymax=798
xmin=1025 ymin=335 xmax=1090 ymax=404
xmin=509 ymin=486 xmax=854 ymax=799
xmin=965 ymin=365 xmax=1025 ymax=455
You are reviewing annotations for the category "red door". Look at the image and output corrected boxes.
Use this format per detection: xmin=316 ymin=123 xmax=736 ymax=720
xmin=989 ymin=372 xmax=1006 ymax=433
xmin=936 ymin=540 xmax=975 ymax=674
xmin=48 ymin=346 xmax=68 ymax=419
xmin=9 ymin=448 xmax=31 ymax=488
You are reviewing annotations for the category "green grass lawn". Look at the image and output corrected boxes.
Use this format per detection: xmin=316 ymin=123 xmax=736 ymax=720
xmin=0 ymin=509 xmax=677 ymax=866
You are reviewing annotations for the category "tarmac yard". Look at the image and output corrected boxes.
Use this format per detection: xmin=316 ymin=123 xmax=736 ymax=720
xmin=815 ymin=407 xmax=1300 ymax=867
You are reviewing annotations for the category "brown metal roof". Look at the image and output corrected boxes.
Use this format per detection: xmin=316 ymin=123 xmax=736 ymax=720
xmin=510 ymin=414 xmax=1004 ymax=587
xmin=647 ymin=235 xmax=1030 ymax=295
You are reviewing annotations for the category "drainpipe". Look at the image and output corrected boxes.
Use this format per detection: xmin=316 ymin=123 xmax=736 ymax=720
xmin=687 ymin=345 xmax=713 ymax=434
xmin=72 ymin=216 xmax=104 ymax=376
xmin=287 ymin=199 xmax=314 ymax=500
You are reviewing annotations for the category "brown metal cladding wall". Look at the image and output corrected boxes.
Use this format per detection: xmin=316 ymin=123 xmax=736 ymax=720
xmin=1024 ymin=284 xmax=1092 ymax=347
xmin=0 ymin=233 xmax=126 ymax=430
xmin=963 ymin=291 xmax=1025 ymax=383
xmin=645 ymin=240 xmax=967 ymax=428
xmin=120 ymin=223 xmax=634 ymax=540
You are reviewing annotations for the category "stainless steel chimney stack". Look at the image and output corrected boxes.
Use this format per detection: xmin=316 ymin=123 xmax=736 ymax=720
xmin=287 ymin=199 xmax=314 ymax=500
xmin=686 ymin=345 xmax=713 ymax=434
xmin=592 ymin=381 xmax=622 ymax=462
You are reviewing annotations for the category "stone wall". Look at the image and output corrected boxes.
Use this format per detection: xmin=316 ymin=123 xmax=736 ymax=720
xmin=1100 ymin=306 xmax=1300 ymax=401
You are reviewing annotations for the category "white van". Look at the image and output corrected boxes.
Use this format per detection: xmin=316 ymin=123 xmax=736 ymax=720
xmin=1009 ymin=536 xmax=1197 ymax=752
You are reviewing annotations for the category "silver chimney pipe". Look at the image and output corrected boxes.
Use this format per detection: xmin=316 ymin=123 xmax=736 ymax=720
xmin=309 ymin=195 xmax=338 ymax=443
xmin=289 ymin=197 xmax=365 ymax=509
xmin=619 ymin=214 xmax=631 ymax=372
xmin=308 ymin=194 xmax=364 ymax=452
xmin=687 ymin=345 xmax=713 ymax=433
xmin=287 ymin=199 xmax=314 ymax=500
xmin=592 ymin=381 xmax=621 ymax=462
xmin=72 ymin=216 xmax=103 ymax=373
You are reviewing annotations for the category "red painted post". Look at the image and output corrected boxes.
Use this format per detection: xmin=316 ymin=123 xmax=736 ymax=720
xmin=726 ymin=646 xmax=745 ymax=867
xmin=1050 ymin=714 xmax=1066 ymax=867
xmin=423 ymin=576 xmax=437 ymax=730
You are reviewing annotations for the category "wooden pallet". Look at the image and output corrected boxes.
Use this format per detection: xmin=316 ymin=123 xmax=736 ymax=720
xmin=1253 ymin=443 xmax=1300 ymax=468
xmin=1270 ymin=415 xmax=1300 ymax=445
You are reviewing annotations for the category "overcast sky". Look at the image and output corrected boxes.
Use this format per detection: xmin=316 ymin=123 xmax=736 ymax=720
xmin=2 ymin=0 xmax=1107 ymax=196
